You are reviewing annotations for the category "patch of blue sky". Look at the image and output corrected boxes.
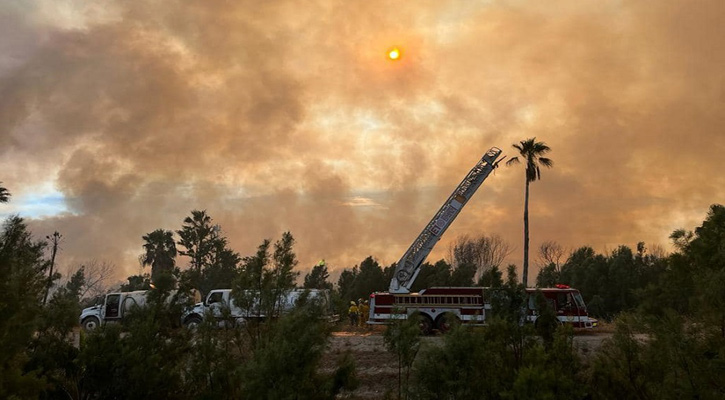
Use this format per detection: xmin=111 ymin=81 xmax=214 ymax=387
xmin=0 ymin=191 xmax=70 ymax=219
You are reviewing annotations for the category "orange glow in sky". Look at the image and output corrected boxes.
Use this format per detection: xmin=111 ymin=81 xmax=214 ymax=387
xmin=3 ymin=0 xmax=723 ymax=282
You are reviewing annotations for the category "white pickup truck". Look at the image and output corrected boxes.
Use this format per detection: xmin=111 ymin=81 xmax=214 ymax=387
xmin=181 ymin=288 xmax=332 ymax=328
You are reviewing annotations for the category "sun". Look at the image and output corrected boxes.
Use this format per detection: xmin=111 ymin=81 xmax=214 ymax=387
xmin=388 ymin=47 xmax=401 ymax=60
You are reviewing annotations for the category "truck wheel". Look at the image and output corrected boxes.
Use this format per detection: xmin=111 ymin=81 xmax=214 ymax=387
xmin=82 ymin=317 xmax=100 ymax=332
xmin=419 ymin=315 xmax=434 ymax=335
xmin=184 ymin=316 xmax=203 ymax=329
xmin=435 ymin=313 xmax=460 ymax=334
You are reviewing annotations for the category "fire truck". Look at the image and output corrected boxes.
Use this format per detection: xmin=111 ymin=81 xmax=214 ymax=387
xmin=367 ymin=147 xmax=597 ymax=333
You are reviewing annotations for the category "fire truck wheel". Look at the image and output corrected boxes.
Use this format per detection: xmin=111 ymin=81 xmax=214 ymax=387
xmin=435 ymin=313 xmax=460 ymax=333
xmin=82 ymin=317 xmax=100 ymax=331
xmin=184 ymin=316 xmax=203 ymax=329
xmin=418 ymin=315 xmax=434 ymax=335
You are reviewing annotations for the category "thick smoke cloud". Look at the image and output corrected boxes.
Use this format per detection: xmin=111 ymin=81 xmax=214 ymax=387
xmin=1 ymin=0 xmax=723 ymax=282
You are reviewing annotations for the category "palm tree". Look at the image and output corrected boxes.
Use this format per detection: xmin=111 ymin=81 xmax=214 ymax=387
xmin=141 ymin=229 xmax=177 ymax=280
xmin=506 ymin=138 xmax=553 ymax=287
xmin=0 ymin=182 xmax=10 ymax=203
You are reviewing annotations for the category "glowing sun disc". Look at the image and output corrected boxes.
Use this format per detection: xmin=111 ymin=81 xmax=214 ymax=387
xmin=388 ymin=47 xmax=401 ymax=60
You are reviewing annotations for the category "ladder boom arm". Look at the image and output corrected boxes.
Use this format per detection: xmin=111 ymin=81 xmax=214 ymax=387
xmin=388 ymin=147 xmax=503 ymax=293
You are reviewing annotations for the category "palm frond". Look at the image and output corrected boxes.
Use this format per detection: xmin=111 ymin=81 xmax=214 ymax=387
xmin=538 ymin=157 xmax=553 ymax=168
xmin=532 ymin=142 xmax=551 ymax=154
xmin=510 ymin=138 xmax=553 ymax=181
xmin=0 ymin=182 xmax=9 ymax=203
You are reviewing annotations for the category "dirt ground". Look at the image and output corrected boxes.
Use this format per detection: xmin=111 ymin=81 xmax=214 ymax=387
xmin=323 ymin=324 xmax=614 ymax=399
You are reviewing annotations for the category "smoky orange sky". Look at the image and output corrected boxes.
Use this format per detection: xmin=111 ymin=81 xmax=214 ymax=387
xmin=1 ymin=0 xmax=724 ymax=284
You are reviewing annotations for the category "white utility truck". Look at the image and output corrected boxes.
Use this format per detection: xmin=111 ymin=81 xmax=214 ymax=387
xmin=80 ymin=290 xmax=149 ymax=331
xmin=79 ymin=289 xmax=197 ymax=331
xmin=182 ymin=288 xmax=332 ymax=327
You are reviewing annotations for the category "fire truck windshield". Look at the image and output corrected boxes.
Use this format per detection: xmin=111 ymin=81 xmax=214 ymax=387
xmin=573 ymin=292 xmax=585 ymax=308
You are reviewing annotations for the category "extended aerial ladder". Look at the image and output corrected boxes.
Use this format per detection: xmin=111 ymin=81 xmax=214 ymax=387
xmin=388 ymin=147 xmax=504 ymax=294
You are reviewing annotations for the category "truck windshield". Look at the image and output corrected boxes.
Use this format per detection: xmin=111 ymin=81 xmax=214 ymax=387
xmin=573 ymin=292 xmax=585 ymax=308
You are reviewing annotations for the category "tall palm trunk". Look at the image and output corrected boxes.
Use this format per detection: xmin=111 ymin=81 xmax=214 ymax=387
xmin=506 ymin=137 xmax=552 ymax=287
xmin=523 ymin=179 xmax=530 ymax=287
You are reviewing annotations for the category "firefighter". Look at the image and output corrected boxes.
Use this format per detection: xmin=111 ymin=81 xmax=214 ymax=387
xmin=356 ymin=298 xmax=364 ymax=327
xmin=359 ymin=300 xmax=370 ymax=327
xmin=348 ymin=301 xmax=359 ymax=327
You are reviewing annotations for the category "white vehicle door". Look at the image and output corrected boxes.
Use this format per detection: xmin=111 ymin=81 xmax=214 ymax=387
xmin=104 ymin=294 xmax=121 ymax=321
xmin=206 ymin=291 xmax=226 ymax=318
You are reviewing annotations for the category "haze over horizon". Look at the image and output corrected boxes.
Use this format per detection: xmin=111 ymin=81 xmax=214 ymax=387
xmin=1 ymin=0 xmax=723 ymax=283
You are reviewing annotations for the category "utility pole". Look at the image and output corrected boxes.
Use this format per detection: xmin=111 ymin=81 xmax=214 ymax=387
xmin=43 ymin=231 xmax=62 ymax=305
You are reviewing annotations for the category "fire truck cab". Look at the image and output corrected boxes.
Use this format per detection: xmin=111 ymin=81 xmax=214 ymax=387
xmin=526 ymin=286 xmax=597 ymax=329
